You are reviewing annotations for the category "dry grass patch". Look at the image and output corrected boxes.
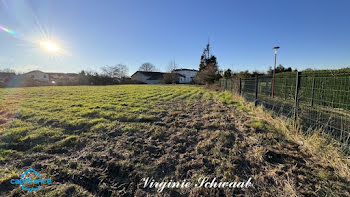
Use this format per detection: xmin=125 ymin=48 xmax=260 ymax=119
xmin=231 ymin=91 xmax=350 ymax=185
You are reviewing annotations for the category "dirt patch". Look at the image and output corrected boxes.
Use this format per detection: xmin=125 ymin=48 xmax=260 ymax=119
xmin=263 ymin=150 xmax=306 ymax=165
xmin=1 ymin=99 xmax=349 ymax=196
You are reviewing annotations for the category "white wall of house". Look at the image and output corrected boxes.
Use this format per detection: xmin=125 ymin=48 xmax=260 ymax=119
xmin=173 ymin=70 xmax=197 ymax=83
xmin=26 ymin=71 xmax=49 ymax=82
xmin=48 ymin=73 xmax=79 ymax=83
xmin=179 ymin=76 xmax=185 ymax=83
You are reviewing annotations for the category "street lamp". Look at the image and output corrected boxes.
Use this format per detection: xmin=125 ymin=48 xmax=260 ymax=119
xmin=271 ymin=46 xmax=280 ymax=98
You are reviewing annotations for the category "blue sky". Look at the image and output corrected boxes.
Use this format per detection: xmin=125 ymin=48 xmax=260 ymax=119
xmin=0 ymin=0 xmax=349 ymax=75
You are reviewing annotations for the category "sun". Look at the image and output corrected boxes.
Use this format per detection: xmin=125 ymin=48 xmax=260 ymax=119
xmin=40 ymin=40 xmax=60 ymax=53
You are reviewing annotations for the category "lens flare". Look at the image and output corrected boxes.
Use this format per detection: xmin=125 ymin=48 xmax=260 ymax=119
xmin=0 ymin=25 xmax=70 ymax=56
xmin=0 ymin=26 xmax=17 ymax=35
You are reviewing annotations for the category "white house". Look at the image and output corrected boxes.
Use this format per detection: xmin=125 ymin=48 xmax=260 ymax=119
xmin=47 ymin=72 xmax=79 ymax=84
xmin=173 ymin=69 xmax=198 ymax=84
xmin=23 ymin=70 xmax=79 ymax=85
xmin=25 ymin=70 xmax=49 ymax=83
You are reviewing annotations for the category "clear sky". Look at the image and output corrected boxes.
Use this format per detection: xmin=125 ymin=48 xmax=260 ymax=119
xmin=0 ymin=0 xmax=349 ymax=75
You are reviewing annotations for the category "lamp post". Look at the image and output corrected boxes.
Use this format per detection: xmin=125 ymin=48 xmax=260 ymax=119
xmin=271 ymin=46 xmax=280 ymax=98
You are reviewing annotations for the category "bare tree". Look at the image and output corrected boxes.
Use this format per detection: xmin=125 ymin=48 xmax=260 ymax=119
xmin=139 ymin=62 xmax=156 ymax=72
xmin=101 ymin=64 xmax=129 ymax=78
xmin=163 ymin=73 xmax=179 ymax=84
xmin=0 ymin=68 xmax=16 ymax=73
xmin=167 ymin=60 xmax=177 ymax=72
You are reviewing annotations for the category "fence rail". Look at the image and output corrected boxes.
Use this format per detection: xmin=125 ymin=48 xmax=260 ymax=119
xmin=220 ymin=72 xmax=350 ymax=149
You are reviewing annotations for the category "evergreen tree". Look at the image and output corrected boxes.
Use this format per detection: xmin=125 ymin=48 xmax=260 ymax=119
xmin=224 ymin=69 xmax=232 ymax=78
xmin=195 ymin=43 xmax=220 ymax=84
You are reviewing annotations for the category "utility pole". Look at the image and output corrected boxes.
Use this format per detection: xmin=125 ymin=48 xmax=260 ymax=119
xmin=271 ymin=46 xmax=280 ymax=98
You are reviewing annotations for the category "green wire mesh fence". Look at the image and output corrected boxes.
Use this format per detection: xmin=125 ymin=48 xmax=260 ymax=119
xmin=220 ymin=71 xmax=350 ymax=149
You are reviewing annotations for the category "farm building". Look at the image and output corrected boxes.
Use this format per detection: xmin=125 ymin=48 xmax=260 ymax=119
xmin=131 ymin=71 xmax=187 ymax=84
xmin=131 ymin=71 xmax=166 ymax=84
xmin=173 ymin=69 xmax=197 ymax=84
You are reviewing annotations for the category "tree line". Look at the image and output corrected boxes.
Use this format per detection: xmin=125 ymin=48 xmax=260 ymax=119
xmin=194 ymin=43 xmax=299 ymax=84
xmin=0 ymin=62 xmax=162 ymax=87
xmin=2 ymin=46 xmax=349 ymax=87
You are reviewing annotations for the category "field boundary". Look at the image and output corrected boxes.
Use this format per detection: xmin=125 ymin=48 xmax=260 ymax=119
xmin=219 ymin=72 xmax=350 ymax=150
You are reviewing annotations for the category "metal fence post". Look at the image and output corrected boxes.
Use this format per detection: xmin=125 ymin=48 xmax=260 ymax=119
xmin=284 ymin=78 xmax=287 ymax=100
xmin=239 ymin=78 xmax=242 ymax=95
xmin=255 ymin=75 xmax=258 ymax=106
xmin=229 ymin=79 xmax=231 ymax=91
xmin=271 ymin=76 xmax=275 ymax=98
xmin=293 ymin=71 xmax=301 ymax=121
xmin=311 ymin=77 xmax=315 ymax=107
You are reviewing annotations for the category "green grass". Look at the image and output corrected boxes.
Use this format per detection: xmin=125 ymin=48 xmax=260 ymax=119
xmin=0 ymin=85 xmax=241 ymax=157
xmin=1 ymin=84 xmax=349 ymax=196
xmin=0 ymin=85 xmax=211 ymax=161
xmin=248 ymin=119 xmax=264 ymax=129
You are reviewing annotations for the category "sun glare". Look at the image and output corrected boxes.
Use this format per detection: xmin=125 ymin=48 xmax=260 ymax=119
xmin=40 ymin=40 xmax=60 ymax=53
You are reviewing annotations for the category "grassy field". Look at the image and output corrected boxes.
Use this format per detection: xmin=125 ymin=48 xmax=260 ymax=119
xmin=0 ymin=85 xmax=349 ymax=196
